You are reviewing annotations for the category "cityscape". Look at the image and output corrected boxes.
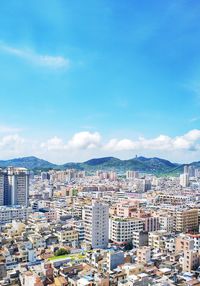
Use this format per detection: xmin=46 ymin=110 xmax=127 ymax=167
xmin=1 ymin=1 xmax=200 ymax=286
xmin=1 ymin=163 xmax=200 ymax=286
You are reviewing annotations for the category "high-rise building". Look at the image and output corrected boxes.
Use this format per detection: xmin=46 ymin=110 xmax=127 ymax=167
xmin=126 ymin=170 xmax=139 ymax=180
xmin=183 ymin=165 xmax=195 ymax=178
xmin=0 ymin=167 xmax=29 ymax=207
xmin=83 ymin=201 xmax=109 ymax=249
xmin=188 ymin=165 xmax=195 ymax=178
xmin=0 ymin=170 xmax=9 ymax=206
xmin=180 ymin=173 xmax=189 ymax=187
xmin=184 ymin=165 xmax=189 ymax=174
xmin=0 ymin=170 xmax=5 ymax=206
xmin=8 ymin=167 xmax=29 ymax=206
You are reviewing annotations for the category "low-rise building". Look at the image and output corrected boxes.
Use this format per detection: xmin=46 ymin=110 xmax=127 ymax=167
xmin=137 ymin=246 xmax=151 ymax=264
xmin=110 ymin=217 xmax=144 ymax=244
xmin=56 ymin=228 xmax=79 ymax=243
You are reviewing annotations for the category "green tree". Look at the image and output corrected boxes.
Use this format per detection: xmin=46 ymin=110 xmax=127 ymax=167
xmin=55 ymin=248 xmax=70 ymax=256
xmin=72 ymin=189 xmax=78 ymax=196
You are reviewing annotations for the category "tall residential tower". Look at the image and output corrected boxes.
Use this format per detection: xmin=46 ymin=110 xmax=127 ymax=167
xmin=0 ymin=167 xmax=29 ymax=207
xmin=83 ymin=201 xmax=109 ymax=249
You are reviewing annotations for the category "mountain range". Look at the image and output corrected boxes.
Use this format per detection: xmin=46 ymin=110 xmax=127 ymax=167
xmin=0 ymin=155 xmax=200 ymax=175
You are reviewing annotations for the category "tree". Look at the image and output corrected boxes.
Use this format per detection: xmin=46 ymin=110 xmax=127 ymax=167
xmin=55 ymin=248 xmax=70 ymax=256
xmin=72 ymin=188 xmax=78 ymax=196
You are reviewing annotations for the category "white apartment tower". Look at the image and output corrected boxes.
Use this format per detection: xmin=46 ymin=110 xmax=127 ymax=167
xmin=0 ymin=168 xmax=29 ymax=207
xmin=8 ymin=167 xmax=29 ymax=206
xmin=83 ymin=201 xmax=109 ymax=249
xmin=180 ymin=173 xmax=189 ymax=188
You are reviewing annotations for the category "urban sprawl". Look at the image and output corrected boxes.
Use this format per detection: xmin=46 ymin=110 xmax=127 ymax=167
xmin=0 ymin=165 xmax=200 ymax=285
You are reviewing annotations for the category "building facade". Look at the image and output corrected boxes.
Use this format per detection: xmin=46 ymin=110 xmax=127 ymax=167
xmin=110 ymin=217 xmax=144 ymax=244
xmin=83 ymin=201 xmax=109 ymax=249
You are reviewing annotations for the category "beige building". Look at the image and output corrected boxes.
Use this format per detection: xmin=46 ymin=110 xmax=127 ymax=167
xmin=116 ymin=202 xmax=137 ymax=218
xmin=148 ymin=231 xmax=166 ymax=250
xmin=175 ymin=236 xmax=194 ymax=253
xmin=159 ymin=215 xmax=174 ymax=232
xmin=182 ymin=250 xmax=200 ymax=272
xmin=20 ymin=271 xmax=44 ymax=286
xmin=175 ymin=209 xmax=198 ymax=232
xmin=28 ymin=234 xmax=46 ymax=249
xmin=56 ymin=228 xmax=79 ymax=243
xmin=137 ymin=246 xmax=151 ymax=264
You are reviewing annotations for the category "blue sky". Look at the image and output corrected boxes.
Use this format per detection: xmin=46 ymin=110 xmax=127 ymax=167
xmin=0 ymin=0 xmax=200 ymax=163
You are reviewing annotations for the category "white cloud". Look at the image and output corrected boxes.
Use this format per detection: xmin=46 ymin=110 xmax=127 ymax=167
xmin=67 ymin=131 xmax=101 ymax=149
xmin=183 ymin=129 xmax=200 ymax=141
xmin=0 ymin=43 xmax=70 ymax=69
xmin=173 ymin=130 xmax=200 ymax=151
xmin=105 ymin=129 xmax=200 ymax=152
xmin=138 ymin=135 xmax=172 ymax=150
xmin=19 ymin=129 xmax=200 ymax=155
xmin=41 ymin=131 xmax=101 ymax=151
xmin=40 ymin=136 xmax=65 ymax=150
xmin=105 ymin=138 xmax=137 ymax=151
xmin=0 ymin=134 xmax=25 ymax=149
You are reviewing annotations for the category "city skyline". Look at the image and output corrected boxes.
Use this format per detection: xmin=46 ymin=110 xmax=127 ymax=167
xmin=1 ymin=1 xmax=200 ymax=163
xmin=1 ymin=2 xmax=200 ymax=285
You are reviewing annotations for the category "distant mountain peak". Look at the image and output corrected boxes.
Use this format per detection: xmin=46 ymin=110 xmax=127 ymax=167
xmin=84 ymin=156 xmax=120 ymax=165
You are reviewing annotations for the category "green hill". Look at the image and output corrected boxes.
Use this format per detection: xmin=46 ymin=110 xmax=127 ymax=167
xmin=0 ymin=155 xmax=198 ymax=175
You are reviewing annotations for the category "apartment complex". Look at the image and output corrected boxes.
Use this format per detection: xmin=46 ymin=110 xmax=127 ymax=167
xmin=110 ymin=217 xmax=144 ymax=244
xmin=175 ymin=209 xmax=199 ymax=232
xmin=83 ymin=201 xmax=109 ymax=249
xmin=56 ymin=228 xmax=79 ymax=243
xmin=0 ymin=206 xmax=29 ymax=224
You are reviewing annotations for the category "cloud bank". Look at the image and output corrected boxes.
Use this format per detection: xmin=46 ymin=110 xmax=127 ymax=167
xmin=1 ymin=129 xmax=200 ymax=163
xmin=104 ymin=130 xmax=200 ymax=152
